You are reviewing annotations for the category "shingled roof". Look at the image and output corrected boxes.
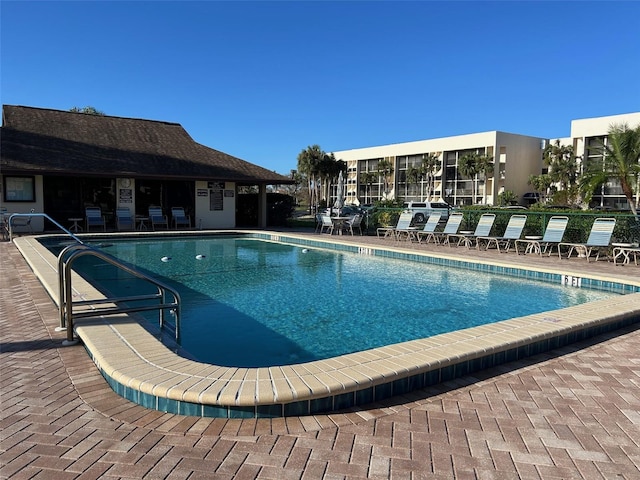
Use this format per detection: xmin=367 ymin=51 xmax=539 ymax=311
xmin=1 ymin=105 xmax=291 ymax=184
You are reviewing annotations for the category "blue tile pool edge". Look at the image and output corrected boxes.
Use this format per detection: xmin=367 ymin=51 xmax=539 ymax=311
xmin=85 ymin=309 xmax=640 ymax=418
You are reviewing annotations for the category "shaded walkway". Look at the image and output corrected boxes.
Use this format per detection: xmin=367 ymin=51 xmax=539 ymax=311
xmin=1 ymin=238 xmax=640 ymax=479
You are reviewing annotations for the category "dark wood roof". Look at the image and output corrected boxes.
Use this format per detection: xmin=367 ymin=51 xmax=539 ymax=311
xmin=1 ymin=105 xmax=291 ymax=184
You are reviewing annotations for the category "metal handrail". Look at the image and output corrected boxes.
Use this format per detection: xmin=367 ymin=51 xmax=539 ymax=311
xmin=7 ymin=212 xmax=85 ymax=244
xmin=58 ymin=243 xmax=181 ymax=345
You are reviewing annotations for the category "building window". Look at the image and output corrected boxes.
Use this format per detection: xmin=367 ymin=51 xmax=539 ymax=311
xmin=3 ymin=175 xmax=35 ymax=202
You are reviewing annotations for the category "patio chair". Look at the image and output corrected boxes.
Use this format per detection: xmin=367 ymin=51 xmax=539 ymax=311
xmin=447 ymin=213 xmax=496 ymax=248
xmin=514 ymin=216 xmax=569 ymax=256
xmin=557 ymin=217 xmax=617 ymax=262
xmin=476 ymin=214 xmax=527 ymax=253
xmin=148 ymin=206 xmax=168 ymax=230
xmin=171 ymin=207 xmax=191 ymax=229
xmin=85 ymin=207 xmax=106 ymax=232
xmin=115 ymin=207 xmax=134 ymax=231
xmin=415 ymin=213 xmax=442 ymax=244
xmin=344 ymin=214 xmax=363 ymax=236
xmin=8 ymin=208 xmax=35 ymax=235
xmin=376 ymin=212 xmax=413 ymax=240
xmin=319 ymin=215 xmax=334 ymax=234
xmin=420 ymin=212 xmax=464 ymax=245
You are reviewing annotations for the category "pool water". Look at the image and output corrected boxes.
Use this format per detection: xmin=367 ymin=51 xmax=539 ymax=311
xmin=65 ymin=236 xmax=618 ymax=367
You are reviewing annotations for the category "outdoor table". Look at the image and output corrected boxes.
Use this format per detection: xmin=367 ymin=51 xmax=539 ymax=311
xmin=331 ymin=216 xmax=350 ymax=235
xmin=68 ymin=217 xmax=83 ymax=232
xmin=523 ymin=236 xmax=543 ymax=255
xmin=136 ymin=216 xmax=149 ymax=231
xmin=612 ymin=243 xmax=640 ymax=266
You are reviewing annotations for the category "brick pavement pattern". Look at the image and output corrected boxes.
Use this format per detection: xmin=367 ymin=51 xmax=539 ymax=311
xmin=1 ymin=240 xmax=640 ymax=479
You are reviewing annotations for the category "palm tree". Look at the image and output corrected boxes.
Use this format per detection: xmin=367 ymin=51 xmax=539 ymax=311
xmin=420 ymin=153 xmax=441 ymax=200
xmin=377 ymin=159 xmax=394 ymax=199
xmin=528 ymin=174 xmax=553 ymax=204
xmin=544 ymin=140 xmax=578 ymax=192
xmin=361 ymin=171 xmax=378 ymax=203
xmin=476 ymin=154 xmax=494 ymax=204
xmin=458 ymin=153 xmax=480 ymax=204
xmin=579 ymin=123 xmax=640 ymax=215
xmin=406 ymin=166 xmax=421 ymax=199
xmin=297 ymin=145 xmax=324 ymax=213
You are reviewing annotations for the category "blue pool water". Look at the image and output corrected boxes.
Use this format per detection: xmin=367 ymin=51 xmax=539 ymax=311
xmin=58 ymin=236 xmax=618 ymax=367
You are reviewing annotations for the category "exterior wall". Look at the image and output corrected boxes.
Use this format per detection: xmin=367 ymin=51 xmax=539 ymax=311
xmin=333 ymin=131 xmax=545 ymax=206
xmin=494 ymin=132 xmax=545 ymax=205
xmin=194 ymin=181 xmax=236 ymax=229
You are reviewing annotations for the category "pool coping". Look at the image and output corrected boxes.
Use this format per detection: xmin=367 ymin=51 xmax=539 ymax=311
xmin=13 ymin=231 xmax=640 ymax=418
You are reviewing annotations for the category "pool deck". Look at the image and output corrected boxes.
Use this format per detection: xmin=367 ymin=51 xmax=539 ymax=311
xmin=2 ymin=230 xmax=640 ymax=478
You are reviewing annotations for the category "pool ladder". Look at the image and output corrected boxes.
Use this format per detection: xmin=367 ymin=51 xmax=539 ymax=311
xmin=58 ymin=243 xmax=181 ymax=346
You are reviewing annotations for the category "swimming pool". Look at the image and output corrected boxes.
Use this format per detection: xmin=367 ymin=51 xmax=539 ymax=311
xmin=23 ymin=232 xmax=640 ymax=418
xmin=52 ymin=235 xmax=616 ymax=367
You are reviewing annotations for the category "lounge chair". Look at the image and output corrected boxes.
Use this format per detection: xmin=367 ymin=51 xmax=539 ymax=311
xmin=85 ymin=207 xmax=106 ymax=232
xmin=319 ymin=215 xmax=334 ymax=234
xmin=476 ymin=214 xmax=527 ymax=253
xmin=415 ymin=213 xmax=442 ymax=244
xmin=447 ymin=213 xmax=495 ymax=248
xmin=376 ymin=212 xmax=413 ymax=240
xmin=344 ymin=214 xmax=363 ymax=235
xmin=514 ymin=216 xmax=569 ymax=255
xmin=148 ymin=206 xmax=168 ymax=230
xmin=115 ymin=207 xmax=134 ymax=231
xmin=420 ymin=212 xmax=464 ymax=245
xmin=557 ymin=217 xmax=616 ymax=262
xmin=171 ymin=207 xmax=191 ymax=229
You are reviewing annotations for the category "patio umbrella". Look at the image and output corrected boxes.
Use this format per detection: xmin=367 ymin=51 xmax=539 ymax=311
xmin=334 ymin=171 xmax=344 ymax=214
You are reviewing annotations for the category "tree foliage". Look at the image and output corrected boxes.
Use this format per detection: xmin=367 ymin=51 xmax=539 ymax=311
xmin=69 ymin=106 xmax=105 ymax=115
xmin=579 ymin=123 xmax=640 ymax=215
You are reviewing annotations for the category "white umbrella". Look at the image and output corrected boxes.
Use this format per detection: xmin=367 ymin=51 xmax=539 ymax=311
xmin=334 ymin=171 xmax=345 ymax=214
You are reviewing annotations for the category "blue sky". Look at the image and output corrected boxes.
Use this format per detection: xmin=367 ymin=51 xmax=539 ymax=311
xmin=2 ymin=1 xmax=639 ymax=176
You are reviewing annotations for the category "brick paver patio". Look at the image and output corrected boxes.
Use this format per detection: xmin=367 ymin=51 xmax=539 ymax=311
xmin=1 ymin=236 xmax=639 ymax=479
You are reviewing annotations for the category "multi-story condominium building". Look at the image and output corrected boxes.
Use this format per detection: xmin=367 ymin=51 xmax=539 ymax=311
xmin=567 ymin=112 xmax=640 ymax=210
xmin=332 ymin=112 xmax=640 ymax=209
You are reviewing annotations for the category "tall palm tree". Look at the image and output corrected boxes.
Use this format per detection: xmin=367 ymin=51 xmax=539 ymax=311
xmin=361 ymin=171 xmax=378 ymax=203
xmin=406 ymin=166 xmax=421 ymax=199
xmin=458 ymin=153 xmax=480 ymax=204
xmin=476 ymin=154 xmax=494 ymax=204
xmin=377 ymin=159 xmax=394 ymax=199
xmin=297 ymin=145 xmax=324 ymax=212
xmin=420 ymin=153 xmax=441 ymax=200
xmin=579 ymin=123 xmax=640 ymax=215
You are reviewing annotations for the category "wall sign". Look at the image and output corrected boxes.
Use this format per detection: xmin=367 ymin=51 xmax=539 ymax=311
xmin=209 ymin=182 xmax=224 ymax=211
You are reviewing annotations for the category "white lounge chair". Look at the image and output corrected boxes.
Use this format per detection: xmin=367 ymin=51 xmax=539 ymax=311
xmin=447 ymin=213 xmax=495 ymax=248
xmin=514 ymin=216 xmax=569 ymax=255
xmin=421 ymin=212 xmax=464 ymax=245
xmin=415 ymin=213 xmax=442 ymax=244
xmin=377 ymin=212 xmax=413 ymax=240
xmin=476 ymin=214 xmax=527 ymax=252
xmin=557 ymin=217 xmax=616 ymax=262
